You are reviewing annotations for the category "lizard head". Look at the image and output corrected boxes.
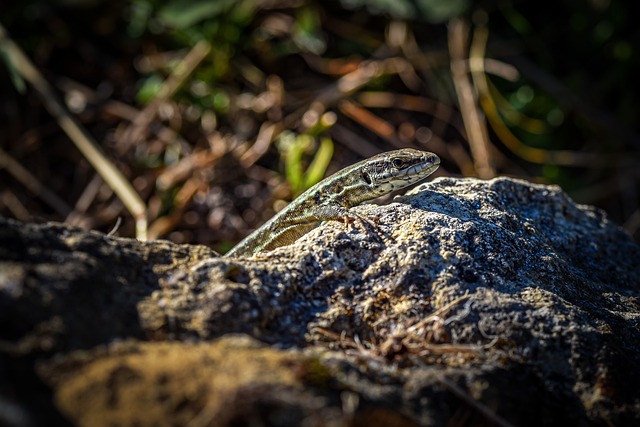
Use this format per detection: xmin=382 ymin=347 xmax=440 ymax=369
xmin=361 ymin=149 xmax=440 ymax=196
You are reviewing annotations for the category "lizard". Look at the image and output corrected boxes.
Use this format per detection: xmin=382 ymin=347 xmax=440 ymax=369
xmin=224 ymin=148 xmax=440 ymax=257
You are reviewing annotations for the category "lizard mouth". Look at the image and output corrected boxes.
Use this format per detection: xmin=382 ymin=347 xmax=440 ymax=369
xmin=425 ymin=153 xmax=440 ymax=167
xmin=414 ymin=153 xmax=440 ymax=177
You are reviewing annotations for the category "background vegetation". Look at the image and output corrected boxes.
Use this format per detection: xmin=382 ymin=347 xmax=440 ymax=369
xmin=1 ymin=0 xmax=639 ymax=251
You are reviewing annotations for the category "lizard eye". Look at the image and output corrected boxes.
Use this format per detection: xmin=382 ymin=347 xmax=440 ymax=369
xmin=362 ymin=172 xmax=372 ymax=185
xmin=392 ymin=158 xmax=404 ymax=168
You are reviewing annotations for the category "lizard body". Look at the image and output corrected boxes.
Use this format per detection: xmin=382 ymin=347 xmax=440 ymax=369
xmin=224 ymin=148 xmax=440 ymax=257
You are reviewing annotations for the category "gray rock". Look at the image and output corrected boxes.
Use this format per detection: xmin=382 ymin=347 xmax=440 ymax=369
xmin=1 ymin=177 xmax=638 ymax=426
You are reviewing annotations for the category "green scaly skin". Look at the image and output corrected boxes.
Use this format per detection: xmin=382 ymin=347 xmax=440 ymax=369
xmin=225 ymin=148 xmax=440 ymax=257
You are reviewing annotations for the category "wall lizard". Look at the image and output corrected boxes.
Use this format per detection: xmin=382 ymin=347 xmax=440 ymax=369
xmin=224 ymin=148 xmax=440 ymax=257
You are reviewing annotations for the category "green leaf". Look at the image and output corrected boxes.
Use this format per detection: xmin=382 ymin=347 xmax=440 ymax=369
xmin=157 ymin=0 xmax=235 ymax=30
xmin=340 ymin=0 xmax=469 ymax=23
xmin=302 ymin=137 xmax=334 ymax=190
xmin=0 ymin=48 xmax=26 ymax=93
xmin=293 ymin=7 xmax=326 ymax=54
xmin=136 ymin=74 xmax=164 ymax=104
xmin=284 ymin=134 xmax=313 ymax=195
xmin=128 ymin=0 xmax=153 ymax=38
xmin=280 ymin=133 xmax=334 ymax=196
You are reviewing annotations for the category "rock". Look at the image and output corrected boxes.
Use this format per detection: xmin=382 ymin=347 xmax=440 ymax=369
xmin=38 ymin=336 xmax=351 ymax=427
xmin=1 ymin=177 xmax=639 ymax=427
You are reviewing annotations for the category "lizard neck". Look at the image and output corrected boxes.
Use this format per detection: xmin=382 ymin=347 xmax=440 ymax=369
xmin=300 ymin=163 xmax=373 ymax=208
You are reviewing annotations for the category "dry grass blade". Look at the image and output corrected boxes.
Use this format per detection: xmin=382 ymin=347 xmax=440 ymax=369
xmin=338 ymin=100 xmax=401 ymax=146
xmin=469 ymin=24 xmax=609 ymax=167
xmin=330 ymin=124 xmax=382 ymax=158
xmin=0 ymin=24 xmax=148 ymax=239
xmin=432 ymin=370 xmax=516 ymax=427
xmin=356 ymin=91 xmax=459 ymax=131
xmin=0 ymin=190 xmax=30 ymax=221
xmin=123 ymin=39 xmax=212 ymax=147
xmin=65 ymin=173 xmax=104 ymax=228
xmin=448 ymin=18 xmax=495 ymax=179
xmin=56 ymin=77 xmax=191 ymax=148
xmin=287 ymin=57 xmax=407 ymax=129
xmin=239 ymin=122 xmax=281 ymax=168
xmin=148 ymin=177 xmax=201 ymax=239
xmin=156 ymin=148 xmax=226 ymax=190
xmin=0 ymin=147 xmax=72 ymax=217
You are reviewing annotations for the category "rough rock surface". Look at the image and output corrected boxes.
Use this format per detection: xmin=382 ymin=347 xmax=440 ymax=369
xmin=1 ymin=177 xmax=639 ymax=427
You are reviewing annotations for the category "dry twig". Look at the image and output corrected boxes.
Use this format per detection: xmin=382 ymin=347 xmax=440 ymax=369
xmin=448 ymin=18 xmax=495 ymax=178
xmin=0 ymin=23 xmax=148 ymax=238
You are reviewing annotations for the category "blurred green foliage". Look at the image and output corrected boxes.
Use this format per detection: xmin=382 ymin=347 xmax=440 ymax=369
xmin=280 ymin=133 xmax=334 ymax=197
xmin=340 ymin=0 xmax=469 ymax=22
xmin=0 ymin=47 xmax=26 ymax=93
xmin=1 ymin=0 xmax=639 ymax=237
